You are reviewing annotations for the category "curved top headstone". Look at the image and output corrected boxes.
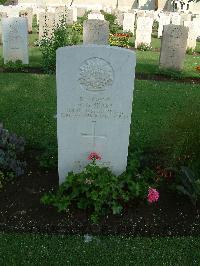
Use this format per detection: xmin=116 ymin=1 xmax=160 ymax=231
xmin=56 ymin=45 xmax=136 ymax=183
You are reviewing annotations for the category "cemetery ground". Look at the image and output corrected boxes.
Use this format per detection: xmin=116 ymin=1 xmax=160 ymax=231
xmin=1 ymin=19 xmax=200 ymax=264
xmin=0 ymin=76 xmax=200 ymax=216
xmin=1 ymin=75 xmax=200 ymax=263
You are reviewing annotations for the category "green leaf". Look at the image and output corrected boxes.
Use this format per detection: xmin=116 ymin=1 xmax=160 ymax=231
xmin=112 ymin=204 xmax=123 ymax=215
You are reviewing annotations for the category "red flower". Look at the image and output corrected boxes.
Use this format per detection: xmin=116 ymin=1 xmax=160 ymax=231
xmin=87 ymin=152 xmax=102 ymax=161
xmin=147 ymin=188 xmax=159 ymax=203
xmin=112 ymin=33 xmax=129 ymax=38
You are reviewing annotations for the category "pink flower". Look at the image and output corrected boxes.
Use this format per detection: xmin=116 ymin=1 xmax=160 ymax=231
xmin=87 ymin=152 xmax=101 ymax=161
xmin=147 ymin=188 xmax=159 ymax=203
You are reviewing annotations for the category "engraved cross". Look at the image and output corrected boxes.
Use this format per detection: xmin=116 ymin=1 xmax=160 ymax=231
xmin=81 ymin=121 xmax=107 ymax=147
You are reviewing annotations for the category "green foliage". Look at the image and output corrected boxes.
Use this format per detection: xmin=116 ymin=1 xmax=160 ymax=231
xmin=4 ymin=60 xmax=25 ymax=71
xmin=72 ymin=22 xmax=83 ymax=35
xmin=101 ymin=10 xmax=116 ymax=24
xmin=78 ymin=10 xmax=90 ymax=24
xmin=0 ymin=124 xmax=26 ymax=186
xmin=174 ymin=166 xmax=200 ymax=205
xmin=137 ymin=43 xmax=152 ymax=51
xmin=101 ymin=10 xmax=119 ymax=34
xmin=39 ymin=17 xmax=81 ymax=73
xmin=39 ymin=19 xmax=69 ymax=73
xmin=41 ymin=160 xmax=151 ymax=223
xmin=153 ymin=20 xmax=159 ymax=31
xmin=37 ymin=141 xmax=57 ymax=169
xmin=186 ymin=47 xmax=194 ymax=55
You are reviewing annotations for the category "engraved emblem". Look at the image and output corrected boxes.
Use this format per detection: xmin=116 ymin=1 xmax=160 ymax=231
xmin=79 ymin=57 xmax=114 ymax=91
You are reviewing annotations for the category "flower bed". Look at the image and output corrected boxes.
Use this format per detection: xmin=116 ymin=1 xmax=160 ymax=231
xmin=109 ymin=33 xmax=130 ymax=48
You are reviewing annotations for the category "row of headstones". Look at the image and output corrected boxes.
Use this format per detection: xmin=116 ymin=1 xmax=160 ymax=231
xmin=1 ymin=6 xmax=199 ymax=50
xmin=1 ymin=4 xmax=200 ymax=34
xmin=122 ymin=12 xmax=199 ymax=50
xmin=34 ymin=9 xmax=200 ymax=49
xmin=81 ymin=20 xmax=191 ymax=71
xmin=0 ymin=14 xmax=191 ymax=73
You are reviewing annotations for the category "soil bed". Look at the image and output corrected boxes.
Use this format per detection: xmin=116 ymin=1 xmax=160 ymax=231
xmin=0 ymin=152 xmax=200 ymax=237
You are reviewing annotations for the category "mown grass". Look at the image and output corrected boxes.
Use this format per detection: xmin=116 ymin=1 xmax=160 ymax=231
xmin=0 ymin=73 xmax=199 ymax=160
xmin=0 ymin=233 xmax=200 ymax=265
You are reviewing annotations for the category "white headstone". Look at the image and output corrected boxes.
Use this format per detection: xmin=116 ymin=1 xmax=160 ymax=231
xmin=171 ymin=13 xmax=181 ymax=25
xmin=72 ymin=7 xmax=77 ymax=22
xmin=6 ymin=7 xmax=20 ymax=18
xmin=39 ymin=12 xmax=55 ymax=40
xmin=55 ymin=7 xmax=73 ymax=26
xmin=135 ymin=16 xmax=153 ymax=48
xmin=77 ymin=7 xmax=87 ymax=18
xmin=180 ymin=13 xmax=192 ymax=25
xmin=83 ymin=19 xmax=109 ymax=45
xmin=26 ymin=7 xmax=33 ymax=33
xmin=159 ymin=25 xmax=188 ymax=70
xmin=123 ymin=12 xmax=135 ymax=34
xmin=184 ymin=21 xmax=198 ymax=50
xmin=2 ymin=17 xmax=28 ymax=64
xmin=113 ymin=9 xmax=124 ymax=26
xmin=0 ymin=12 xmax=7 ymax=44
xmin=88 ymin=13 xmax=104 ymax=20
xmin=192 ymin=18 xmax=200 ymax=37
xmin=158 ymin=14 xmax=171 ymax=38
xmin=19 ymin=7 xmax=33 ymax=33
xmin=56 ymin=45 xmax=136 ymax=183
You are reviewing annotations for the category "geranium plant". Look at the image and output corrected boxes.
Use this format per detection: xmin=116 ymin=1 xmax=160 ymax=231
xmin=41 ymin=152 xmax=156 ymax=223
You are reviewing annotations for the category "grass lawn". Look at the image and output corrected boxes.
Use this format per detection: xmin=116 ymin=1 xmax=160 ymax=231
xmin=0 ymin=73 xmax=199 ymax=164
xmin=0 ymin=233 xmax=200 ymax=265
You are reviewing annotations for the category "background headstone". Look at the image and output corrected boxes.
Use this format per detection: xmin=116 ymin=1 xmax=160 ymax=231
xmin=113 ymin=9 xmax=124 ymax=26
xmin=2 ymin=17 xmax=29 ymax=64
xmin=77 ymin=7 xmax=87 ymax=18
xmin=39 ymin=12 xmax=55 ymax=40
xmin=0 ymin=12 xmax=7 ymax=44
xmin=171 ymin=13 xmax=181 ymax=25
xmin=135 ymin=16 xmax=153 ymax=48
xmin=192 ymin=17 xmax=200 ymax=38
xmin=123 ymin=12 xmax=135 ymax=34
xmin=83 ymin=19 xmax=109 ymax=45
xmin=184 ymin=21 xmax=198 ymax=50
xmin=180 ymin=13 xmax=192 ymax=25
xmin=159 ymin=25 xmax=188 ymax=70
xmin=25 ymin=7 xmax=33 ymax=33
xmin=56 ymin=45 xmax=136 ymax=183
xmin=158 ymin=14 xmax=171 ymax=38
xmin=55 ymin=7 xmax=73 ymax=26
xmin=88 ymin=13 xmax=104 ymax=20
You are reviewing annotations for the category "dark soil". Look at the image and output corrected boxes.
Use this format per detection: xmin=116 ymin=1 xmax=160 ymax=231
xmin=0 ymin=67 xmax=44 ymax=74
xmin=0 ymin=152 xmax=200 ymax=237
xmin=136 ymin=73 xmax=200 ymax=84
